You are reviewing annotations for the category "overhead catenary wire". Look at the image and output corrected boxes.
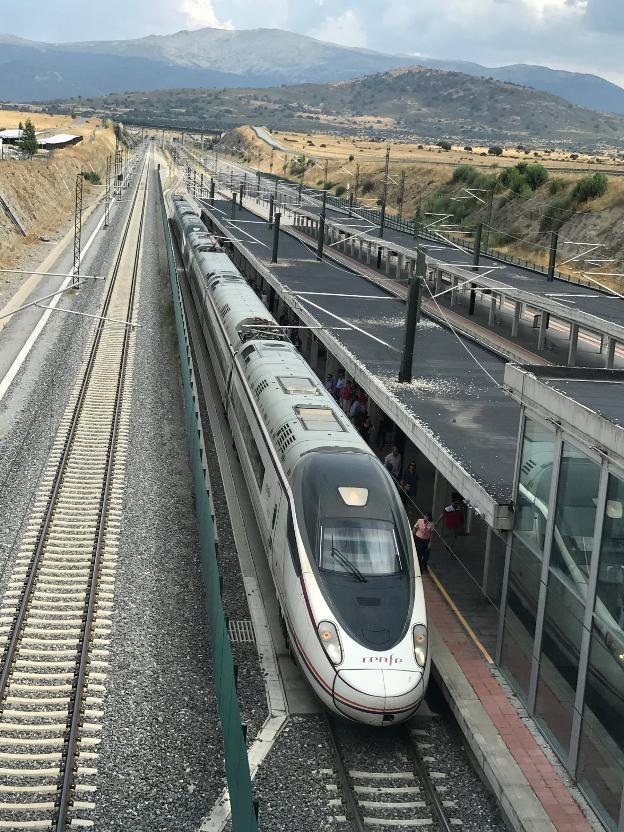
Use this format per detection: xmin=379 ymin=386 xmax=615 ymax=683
xmin=423 ymin=281 xmax=506 ymax=391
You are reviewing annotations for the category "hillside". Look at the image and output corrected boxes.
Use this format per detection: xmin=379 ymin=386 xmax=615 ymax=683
xmin=51 ymin=66 xmax=624 ymax=149
xmin=230 ymin=125 xmax=624 ymax=292
xmin=420 ymin=60 xmax=624 ymax=115
xmin=0 ymin=109 xmax=115 ymax=304
xmin=0 ymin=36 xmax=269 ymax=100
xmin=67 ymin=28 xmax=411 ymax=82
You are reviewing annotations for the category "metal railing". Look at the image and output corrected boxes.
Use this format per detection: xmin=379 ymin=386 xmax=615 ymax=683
xmin=196 ymin=145 xmax=595 ymax=289
xmin=157 ymin=175 xmax=259 ymax=832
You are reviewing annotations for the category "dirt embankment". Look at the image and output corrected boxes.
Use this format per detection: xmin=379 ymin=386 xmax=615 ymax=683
xmin=0 ymin=111 xmax=116 ymax=280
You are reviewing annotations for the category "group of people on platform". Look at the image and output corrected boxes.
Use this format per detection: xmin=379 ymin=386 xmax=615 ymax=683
xmin=379 ymin=446 xmax=464 ymax=573
xmin=324 ymin=371 xmax=373 ymax=443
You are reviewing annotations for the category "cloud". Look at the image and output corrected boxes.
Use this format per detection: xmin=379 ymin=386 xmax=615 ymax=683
xmin=180 ymin=0 xmax=232 ymax=29
xmin=311 ymin=10 xmax=368 ymax=48
xmin=584 ymin=0 xmax=624 ymax=32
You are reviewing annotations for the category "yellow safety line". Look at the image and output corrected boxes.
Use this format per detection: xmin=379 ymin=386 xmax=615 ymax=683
xmin=428 ymin=568 xmax=494 ymax=664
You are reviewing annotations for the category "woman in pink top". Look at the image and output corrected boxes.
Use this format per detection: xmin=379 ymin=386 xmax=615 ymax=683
xmin=413 ymin=512 xmax=434 ymax=574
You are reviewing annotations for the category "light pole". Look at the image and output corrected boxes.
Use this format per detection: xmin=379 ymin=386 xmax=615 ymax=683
xmin=379 ymin=144 xmax=390 ymax=239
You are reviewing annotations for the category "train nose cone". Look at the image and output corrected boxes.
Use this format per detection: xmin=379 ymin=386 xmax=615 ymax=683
xmin=332 ymin=668 xmax=425 ymax=726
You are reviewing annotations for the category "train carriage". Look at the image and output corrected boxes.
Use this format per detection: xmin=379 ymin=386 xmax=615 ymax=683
xmin=172 ymin=195 xmax=429 ymax=724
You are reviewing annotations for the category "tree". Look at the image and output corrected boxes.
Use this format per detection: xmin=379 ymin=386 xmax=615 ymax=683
xmin=573 ymin=172 xmax=608 ymax=202
xmin=19 ymin=119 xmax=38 ymax=157
xmin=488 ymin=146 xmax=504 ymax=157
xmin=525 ymin=163 xmax=549 ymax=190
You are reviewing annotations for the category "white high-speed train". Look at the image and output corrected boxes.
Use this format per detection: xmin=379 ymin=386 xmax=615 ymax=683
xmin=172 ymin=196 xmax=429 ymax=725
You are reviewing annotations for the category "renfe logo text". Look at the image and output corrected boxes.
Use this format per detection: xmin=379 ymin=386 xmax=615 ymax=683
xmin=362 ymin=655 xmax=403 ymax=665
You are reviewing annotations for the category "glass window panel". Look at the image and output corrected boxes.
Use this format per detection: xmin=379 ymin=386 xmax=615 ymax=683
xmin=484 ymin=531 xmax=508 ymax=609
xmin=535 ymin=572 xmax=585 ymax=757
xmin=595 ymin=473 xmax=624 ymax=625
xmin=549 ymin=442 xmax=601 ymax=600
xmin=501 ymin=536 xmax=542 ymax=699
xmin=577 ymin=624 xmax=624 ymax=832
xmin=577 ymin=473 xmax=624 ymax=831
xmin=320 ymin=519 xmax=402 ymax=576
xmin=515 ymin=419 xmax=556 ymax=555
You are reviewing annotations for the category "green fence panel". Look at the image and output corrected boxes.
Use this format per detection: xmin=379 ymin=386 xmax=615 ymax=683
xmin=157 ymin=176 xmax=258 ymax=832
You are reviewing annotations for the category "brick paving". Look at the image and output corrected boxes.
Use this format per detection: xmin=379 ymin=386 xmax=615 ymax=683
xmin=424 ymin=576 xmax=593 ymax=832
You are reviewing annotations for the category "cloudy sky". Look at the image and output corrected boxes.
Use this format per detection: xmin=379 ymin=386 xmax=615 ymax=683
xmin=5 ymin=0 xmax=624 ymax=86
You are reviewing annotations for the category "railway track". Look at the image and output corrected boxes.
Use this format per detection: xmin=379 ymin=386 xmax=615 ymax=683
xmin=325 ymin=712 xmax=460 ymax=831
xmin=0 ymin=147 xmax=149 ymax=830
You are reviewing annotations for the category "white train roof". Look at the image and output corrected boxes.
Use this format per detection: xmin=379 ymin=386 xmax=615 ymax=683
xmin=241 ymin=339 xmax=369 ymax=476
xmin=184 ymin=221 xmax=372 ymax=478
xmin=204 ymin=265 xmax=282 ymax=349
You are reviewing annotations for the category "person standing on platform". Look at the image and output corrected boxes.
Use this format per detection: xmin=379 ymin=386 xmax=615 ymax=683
xmin=349 ymin=397 xmax=362 ymax=422
xmin=358 ymin=415 xmax=372 ymax=444
xmin=413 ymin=513 xmax=434 ymax=574
xmin=385 ymin=461 xmax=399 ymax=488
xmin=334 ymin=371 xmax=346 ymax=403
xmin=375 ymin=413 xmax=393 ymax=448
xmin=400 ymin=462 xmax=419 ymax=509
xmin=341 ymin=379 xmax=353 ymax=414
xmin=438 ymin=493 xmax=465 ymax=539
xmin=324 ymin=374 xmax=334 ymax=393
xmin=384 ymin=446 xmax=402 ymax=479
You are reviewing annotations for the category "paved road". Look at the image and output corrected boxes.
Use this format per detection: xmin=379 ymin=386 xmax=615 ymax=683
xmin=251 ymin=125 xmax=290 ymax=153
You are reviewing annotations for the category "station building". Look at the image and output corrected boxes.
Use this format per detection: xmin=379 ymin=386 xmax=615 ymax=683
xmin=502 ymin=365 xmax=624 ymax=831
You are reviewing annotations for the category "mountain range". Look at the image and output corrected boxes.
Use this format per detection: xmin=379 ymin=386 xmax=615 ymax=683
xmin=52 ymin=66 xmax=624 ymax=149
xmin=1 ymin=27 xmax=624 ymax=117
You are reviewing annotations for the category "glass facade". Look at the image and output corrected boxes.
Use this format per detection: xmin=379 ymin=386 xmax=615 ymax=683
xmin=534 ymin=443 xmax=601 ymax=756
xmin=501 ymin=419 xmax=555 ymax=698
xmin=577 ymin=473 xmax=624 ymax=831
xmin=548 ymin=443 xmax=601 ymax=600
xmin=501 ymin=417 xmax=624 ymax=832
xmin=501 ymin=536 xmax=542 ymax=698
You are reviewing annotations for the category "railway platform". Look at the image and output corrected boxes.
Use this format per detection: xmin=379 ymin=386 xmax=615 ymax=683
xmin=194 ymin=192 xmax=602 ymax=832
xmin=425 ymin=577 xmax=594 ymax=832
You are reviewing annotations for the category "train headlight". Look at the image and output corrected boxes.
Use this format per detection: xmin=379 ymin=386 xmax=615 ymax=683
xmin=412 ymin=624 xmax=428 ymax=668
xmin=318 ymin=621 xmax=343 ymax=666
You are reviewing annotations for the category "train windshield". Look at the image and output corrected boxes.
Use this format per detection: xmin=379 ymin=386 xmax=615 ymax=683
xmin=320 ymin=520 xmax=401 ymax=577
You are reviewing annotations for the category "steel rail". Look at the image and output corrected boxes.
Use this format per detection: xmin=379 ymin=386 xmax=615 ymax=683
xmin=0 ymin=148 xmax=148 ymax=830
xmin=53 ymin=150 xmax=150 ymax=831
xmin=326 ymin=710 xmax=458 ymax=832
xmin=0 ymin=153 xmax=147 ymax=701
xmin=324 ymin=713 xmax=367 ymax=832
xmin=405 ymin=726 xmax=455 ymax=832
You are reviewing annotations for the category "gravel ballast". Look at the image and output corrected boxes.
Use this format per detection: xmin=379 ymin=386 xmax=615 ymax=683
xmin=91 ymin=163 xmax=223 ymax=831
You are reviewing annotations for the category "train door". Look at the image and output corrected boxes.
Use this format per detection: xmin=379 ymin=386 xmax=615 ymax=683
xmin=270 ymin=491 xmax=288 ymax=595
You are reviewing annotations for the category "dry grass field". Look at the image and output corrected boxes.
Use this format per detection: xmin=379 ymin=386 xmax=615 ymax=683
xmin=242 ymin=126 xmax=624 ymax=169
